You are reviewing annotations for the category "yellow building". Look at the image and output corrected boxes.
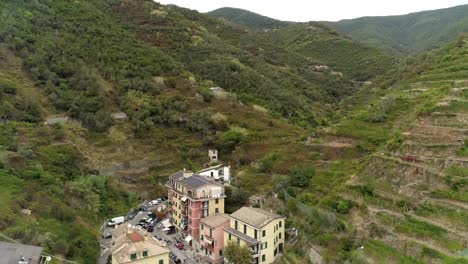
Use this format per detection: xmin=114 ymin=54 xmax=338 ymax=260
xmin=224 ymin=207 xmax=285 ymax=264
xmin=111 ymin=225 xmax=170 ymax=264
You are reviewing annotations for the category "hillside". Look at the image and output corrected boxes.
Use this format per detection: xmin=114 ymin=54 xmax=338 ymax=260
xmin=324 ymin=38 xmax=468 ymax=263
xmin=0 ymin=0 xmax=355 ymax=262
xmin=1 ymin=0 xmax=466 ymax=263
xmin=329 ymin=4 xmax=468 ymax=54
xmin=207 ymin=7 xmax=291 ymax=30
xmin=206 ymin=8 xmax=396 ymax=81
xmin=262 ymin=22 xmax=395 ymax=81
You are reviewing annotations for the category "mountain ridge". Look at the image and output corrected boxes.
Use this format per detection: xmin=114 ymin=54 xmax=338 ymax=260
xmin=207 ymin=5 xmax=468 ymax=54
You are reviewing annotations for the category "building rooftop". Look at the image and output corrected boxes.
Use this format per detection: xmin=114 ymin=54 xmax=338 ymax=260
xmin=128 ymin=232 xmax=144 ymax=243
xmin=169 ymin=170 xmax=186 ymax=181
xmin=230 ymin=207 xmax=284 ymax=229
xmin=181 ymin=175 xmax=222 ymax=189
xmin=111 ymin=226 xmax=170 ymax=264
xmin=0 ymin=241 xmax=43 ymax=264
xmin=200 ymin=214 xmax=230 ymax=228
xmin=224 ymin=227 xmax=259 ymax=245
xmin=197 ymin=164 xmax=223 ymax=173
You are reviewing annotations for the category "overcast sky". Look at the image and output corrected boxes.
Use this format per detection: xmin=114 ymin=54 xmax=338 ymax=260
xmin=156 ymin=0 xmax=468 ymax=21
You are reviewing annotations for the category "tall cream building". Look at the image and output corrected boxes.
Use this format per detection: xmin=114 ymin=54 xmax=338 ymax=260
xmin=224 ymin=207 xmax=285 ymax=264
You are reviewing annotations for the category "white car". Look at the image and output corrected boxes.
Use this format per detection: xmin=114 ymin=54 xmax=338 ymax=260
xmin=148 ymin=200 xmax=159 ymax=206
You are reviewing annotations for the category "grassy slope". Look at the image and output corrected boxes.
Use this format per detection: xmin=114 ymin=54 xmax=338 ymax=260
xmin=330 ymin=39 xmax=468 ymax=263
xmin=329 ymin=4 xmax=468 ymax=54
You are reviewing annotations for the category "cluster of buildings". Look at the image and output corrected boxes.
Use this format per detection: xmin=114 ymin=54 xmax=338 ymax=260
xmin=166 ymin=150 xmax=286 ymax=264
xmin=5 ymin=150 xmax=285 ymax=264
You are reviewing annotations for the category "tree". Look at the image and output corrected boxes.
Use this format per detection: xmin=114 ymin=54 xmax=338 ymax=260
xmin=224 ymin=241 xmax=253 ymax=264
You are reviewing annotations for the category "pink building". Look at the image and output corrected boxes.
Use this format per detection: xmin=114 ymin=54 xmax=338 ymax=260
xmin=198 ymin=214 xmax=230 ymax=264
xmin=167 ymin=171 xmax=226 ymax=243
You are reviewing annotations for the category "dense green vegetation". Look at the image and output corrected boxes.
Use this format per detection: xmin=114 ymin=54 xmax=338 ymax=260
xmin=113 ymin=0 xmax=385 ymax=126
xmin=0 ymin=122 xmax=136 ymax=263
xmin=206 ymin=9 xmax=395 ymax=81
xmin=329 ymin=4 xmax=468 ymax=54
xmin=1 ymin=0 xmax=467 ymax=263
xmin=207 ymin=7 xmax=291 ymax=30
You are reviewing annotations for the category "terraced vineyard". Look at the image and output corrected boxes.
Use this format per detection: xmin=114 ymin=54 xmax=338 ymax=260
xmin=335 ymin=42 xmax=468 ymax=263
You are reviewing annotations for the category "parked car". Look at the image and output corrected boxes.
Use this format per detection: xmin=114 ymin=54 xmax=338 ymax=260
xmin=128 ymin=209 xmax=138 ymax=220
xmin=148 ymin=200 xmax=159 ymax=206
xmin=175 ymin=242 xmax=184 ymax=250
xmin=137 ymin=221 xmax=148 ymax=229
xmin=107 ymin=216 xmax=125 ymax=227
xmin=147 ymin=212 xmax=156 ymax=220
xmin=102 ymin=232 xmax=112 ymax=239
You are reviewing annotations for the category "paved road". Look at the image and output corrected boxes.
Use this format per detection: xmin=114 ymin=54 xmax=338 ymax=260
xmin=97 ymin=201 xmax=197 ymax=264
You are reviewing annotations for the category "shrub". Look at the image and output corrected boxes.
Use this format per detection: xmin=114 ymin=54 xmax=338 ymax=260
xmin=258 ymin=152 xmax=280 ymax=173
xmin=367 ymin=95 xmax=397 ymax=123
xmin=215 ymin=130 xmax=246 ymax=153
xmin=289 ymin=165 xmax=315 ymax=188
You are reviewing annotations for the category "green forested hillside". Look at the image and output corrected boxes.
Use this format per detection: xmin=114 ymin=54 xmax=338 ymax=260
xmin=206 ymin=8 xmax=396 ymax=81
xmin=262 ymin=22 xmax=395 ymax=81
xmin=329 ymin=4 xmax=468 ymax=54
xmin=0 ymin=0 xmax=367 ymax=261
xmin=207 ymin=7 xmax=291 ymax=30
xmin=1 ymin=0 xmax=466 ymax=263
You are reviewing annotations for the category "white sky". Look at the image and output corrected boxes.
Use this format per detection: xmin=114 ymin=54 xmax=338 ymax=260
xmin=156 ymin=0 xmax=468 ymax=22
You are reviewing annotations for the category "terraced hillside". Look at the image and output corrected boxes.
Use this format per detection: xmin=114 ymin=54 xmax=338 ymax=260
xmin=334 ymin=40 xmax=468 ymax=263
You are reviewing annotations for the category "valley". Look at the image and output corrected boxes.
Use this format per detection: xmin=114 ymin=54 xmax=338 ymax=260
xmin=0 ymin=0 xmax=467 ymax=263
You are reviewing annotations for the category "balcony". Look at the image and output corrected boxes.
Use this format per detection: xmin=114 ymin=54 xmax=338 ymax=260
xmin=250 ymin=245 xmax=259 ymax=257
xmin=203 ymin=236 xmax=214 ymax=249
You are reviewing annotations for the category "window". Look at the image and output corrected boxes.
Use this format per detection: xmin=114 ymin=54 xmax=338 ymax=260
xmin=235 ymin=221 xmax=238 ymax=230
xmin=159 ymin=260 xmax=164 ymax=264
xmin=262 ymin=255 xmax=266 ymax=262
xmin=142 ymin=250 xmax=148 ymax=257
xmin=279 ymin=221 xmax=282 ymax=228
xmin=262 ymin=230 xmax=266 ymax=237
xmin=215 ymin=208 xmax=219 ymax=213
xmin=220 ymin=249 xmax=223 ymax=256
xmin=244 ymin=224 xmax=247 ymax=234
xmin=130 ymin=253 xmax=137 ymax=260
xmin=254 ymin=230 xmax=258 ymax=239
xmin=201 ymin=224 xmax=204 ymax=230
xmin=201 ymin=235 xmax=204 ymax=241
xmin=215 ymin=199 xmax=219 ymax=204
xmin=228 ymin=233 xmax=232 ymax=240
xmin=210 ymin=228 xmax=213 ymax=237
xmin=279 ymin=233 xmax=282 ymax=239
